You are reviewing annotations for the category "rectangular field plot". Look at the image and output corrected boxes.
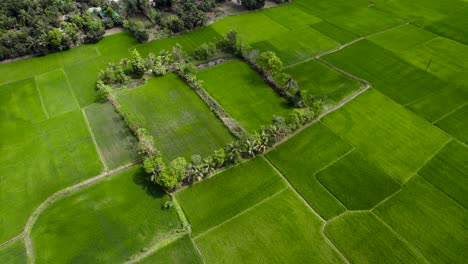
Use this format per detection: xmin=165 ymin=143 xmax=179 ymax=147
xmin=31 ymin=166 xmax=181 ymax=264
xmin=322 ymin=89 xmax=451 ymax=183
xmin=197 ymin=60 xmax=291 ymax=132
xmin=136 ymin=235 xmax=203 ymax=264
xmin=435 ymin=104 xmax=468 ymax=144
xmin=407 ymin=84 xmax=468 ymax=123
xmin=418 ymin=140 xmax=468 ymax=208
xmin=368 ymin=24 xmax=438 ymax=54
xmin=325 ymin=212 xmax=428 ymax=264
xmin=266 ymin=122 xmax=350 ymax=220
xmin=316 ymin=150 xmax=400 ymax=210
xmin=323 ymin=40 xmax=448 ymax=105
xmin=0 ymin=110 xmax=103 ymax=244
xmin=137 ymin=27 xmax=222 ymax=57
xmin=374 ymin=176 xmax=468 ymax=264
xmin=252 ymin=27 xmax=339 ymax=66
xmin=311 ymin=21 xmax=358 ymax=44
xmin=292 ymin=0 xmax=368 ymax=17
xmin=176 ymin=156 xmax=286 ymax=236
xmin=36 ymin=69 xmax=79 ymax=118
xmin=425 ymin=6 xmax=468 ymax=46
xmin=211 ymin=11 xmax=289 ymax=44
xmin=116 ymin=73 xmax=233 ymax=161
xmin=0 ymin=240 xmax=27 ymax=264
xmin=284 ymin=59 xmax=362 ymax=105
xmin=195 ymin=189 xmax=346 ymax=264
xmin=261 ymin=5 xmax=322 ymax=30
xmin=84 ymin=103 xmax=140 ymax=169
xmin=400 ymin=37 xmax=468 ymax=87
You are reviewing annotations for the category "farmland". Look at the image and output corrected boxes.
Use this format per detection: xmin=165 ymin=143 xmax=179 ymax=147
xmin=0 ymin=0 xmax=467 ymax=263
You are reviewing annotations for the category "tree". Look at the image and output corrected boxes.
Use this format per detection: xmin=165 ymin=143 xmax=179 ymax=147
xmin=48 ymin=28 xmax=63 ymax=49
xmin=156 ymin=157 xmax=187 ymax=189
xmin=241 ymin=0 xmax=265 ymax=10
xmin=257 ymin=51 xmax=283 ymax=78
xmin=282 ymin=74 xmax=298 ymax=92
xmin=226 ymin=30 xmax=237 ymax=52
xmin=162 ymin=15 xmax=184 ymax=33
xmin=143 ymin=154 xmax=166 ymax=182
xmin=130 ymin=48 xmax=145 ymax=78
xmin=176 ymin=0 xmax=208 ymax=30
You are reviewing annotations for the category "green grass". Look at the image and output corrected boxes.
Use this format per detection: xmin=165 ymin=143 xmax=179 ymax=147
xmin=211 ymin=11 xmax=290 ymax=44
xmin=284 ymin=59 xmax=362 ymax=104
xmin=374 ymin=176 xmax=468 ymax=264
xmin=310 ymin=21 xmax=358 ymax=44
xmin=323 ymin=40 xmax=448 ymax=105
xmin=197 ymin=60 xmax=291 ymax=132
xmin=325 ymin=211 xmax=428 ymax=264
xmin=136 ymin=27 xmax=223 ymax=57
xmin=252 ymin=27 xmax=339 ymax=66
xmin=418 ymin=140 xmax=468 ymax=209
xmin=137 ymin=235 xmax=203 ymax=264
xmin=0 ymin=240 xmax=27 ymax=264
xmin=31 ymin=166 xmax=181 ymax=264
xmin=117 ymin=73 xmax=233 ymax=160
xmin=35 ymin=69 xmax=79 ymax=118
xmin=176 ymin=156 xmax=286 ymax=236
xmin=322 ymin=89 xmax=451 ymax=183
xmin=435 ymin=104 xmax=468 ymax=144
xmin=407 ymin=84 xmax=468 ymax=122
xmin=292 ymin=0 xmax=368 ymax=17
xmin=84 ymin=103 xmax=140 ymax=169
xmin=266 ymin=122 xmax=350 ymax=220
xmin=400 ymin=37 xmax=468 ymax=87
xmin=368 ymin=24 xmax=438 ymax=54
xmin=196 ymin=189 xmax=346 ymax=263
xmin=0 ymin=110 xmax=103 ymax=244
xmin=261 ymin=5 xmax=322 ymax=30
xmin=316 ymin=150 xmax=400 ymax=210
xmin=425 ymin=5 xmax=468 ymax=46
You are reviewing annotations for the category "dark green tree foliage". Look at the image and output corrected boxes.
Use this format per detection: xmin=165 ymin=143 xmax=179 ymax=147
xmin=241 ymin=0 xmax=265 ymax=10
xmin=152 ymin=0 xmax=173 ymax=9
xmin=193 ymin=42 xmax=218 ymax=60
xmin=162 ymin=15 xmax=185 ymax=33
xmin=176 ymin=0 xmax=208 ymax=31
xmin=123 ymin=20 xmax=149 ymax=43
xmin=130 ymin=49 xmax=146 ymax=78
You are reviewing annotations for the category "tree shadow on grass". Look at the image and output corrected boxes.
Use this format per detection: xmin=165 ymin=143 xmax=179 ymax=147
xmin=132 ymin=167 xmax=166 ymax=199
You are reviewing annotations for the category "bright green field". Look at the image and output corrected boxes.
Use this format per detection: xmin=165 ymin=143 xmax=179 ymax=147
xmin=261 ymin=5 xmax=322 ymax=30
xmin=374 ymin=176 xmax=468 ymax=264
xmin=137 ymin=235 xmax=203 ymax=264
xmin=197 ymin=60 xmax=291 ymax=132
xmin=418 ymin=140 xmax=468 ymax=208
xmin=284 ymin=59 xmax=362 ymax=104
xmin=36 ymin=69 xmax=79 ymax=118
xmin=435 ymin=104 xmax=468 ymax=144
xmin=323 ymin=40 xmax=449 ymax=105
xmin=407 ymin=85 xmax=468 ymax=123
xmin=84 ymin=103 xmax=140 ymax=169
xmin=266 ymin=122 xmax=350 ymax=220
xmin=0 ymin=240 xmax=27 ymax=264
xmin=425 ymin=5 xmax=468 ymax=46
xmin=252 ymin=27 xmax=339 ymax=66
xmin=176 ymin=156 xmax=286 ymax=236
xmin=310 ymin=21 xmax=358 ymax=44
xmin=0 ymin=109 xmax=103 ymax=244
xmin=322 ymin=89 xmax=451 ymax=183
xmin=31 ymin=166 xmax=181 ymax=264
xmin=195 ymin=189 xmax=346 ymax=264
xmin=117 ymin=73 xmax=233 ymax=161
xmin=211 ymin=11 xmax=289 ymax=44
xmin=325 ymin=212 xmax=428 ymax=264
xmin=316 ymin=150 xmax=400 ymax=210
xmin=292 ymin=0 xmax=368 ymax=17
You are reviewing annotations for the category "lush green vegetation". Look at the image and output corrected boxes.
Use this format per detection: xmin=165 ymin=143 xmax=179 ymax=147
xmin=425 ymin=5 xmax=468 ymax=46
xmin=196 ymin=189 xmax=346 ymax=263
xmin=84 ymin=102 xmax=140 ymax=168
xmin=435 ymin=104 xmax=468 ymax=144
xmin=0 ymin=240 xmax=27 ymax=264
xmin=310 ymin=21 xmax=357 ymax=44
xmin=261 ymin=5 xmax=322 ymax=30
xmin=117 ymin=73 xmax=233 ymax=160
xmin=176 ymin=156 xmax=286 ymax=236
xmin=267 ymin=122 xmax=350 ymax=220
xmin=31 ymin=166 xmax=181 ymax=264
xmin=323 ymin=89 xmax=451 ymax=183
xmin=325 ymin=212 xmax=428 ymax=264
xmin=284 ymin=59 xmax=362 ymax=104
xmin=374 ymin=176 xmax=468 ymax=264
xmin=137 ymin=235 xmax=203 ymax=264
xmin=197 ymin=60 xmax=291 ymax=132
xmin=316 ymin=150 xmax=400 ymax=210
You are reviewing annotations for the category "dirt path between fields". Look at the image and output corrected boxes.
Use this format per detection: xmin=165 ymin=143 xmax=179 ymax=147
xmin=23 ymin=160 xmax=141 ymax=263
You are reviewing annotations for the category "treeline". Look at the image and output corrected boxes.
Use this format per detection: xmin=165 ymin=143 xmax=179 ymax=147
xmin=96 ymin=31 xmax=323 ymax=191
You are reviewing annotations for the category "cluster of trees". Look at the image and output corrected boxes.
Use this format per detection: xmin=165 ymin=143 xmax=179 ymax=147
xmin=0 ymin=0 xmax=121 ymax=60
